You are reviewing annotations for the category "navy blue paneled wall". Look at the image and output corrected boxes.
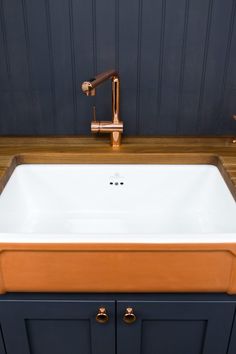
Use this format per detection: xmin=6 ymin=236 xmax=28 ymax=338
xmin=0 ymin=0 xmax=236 ymax=136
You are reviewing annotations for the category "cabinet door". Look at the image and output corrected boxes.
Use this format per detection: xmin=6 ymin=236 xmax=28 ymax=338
xmin=0 ymin=300 xmax=115 ymax=354
xmin=117 ymin=301 xmax=235 ymax=354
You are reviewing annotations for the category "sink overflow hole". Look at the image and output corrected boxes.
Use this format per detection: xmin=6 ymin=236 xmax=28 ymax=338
xmin=110 ymin=182 xmax=124 ymax=186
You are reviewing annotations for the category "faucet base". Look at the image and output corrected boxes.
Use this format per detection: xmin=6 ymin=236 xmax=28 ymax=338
xmin=111 ymin=131 xmax=122 ymax=148
xmin=91 ymin=121 xmax=123 ymax=148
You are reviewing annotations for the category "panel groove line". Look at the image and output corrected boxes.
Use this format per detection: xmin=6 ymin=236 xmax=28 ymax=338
xmin=24 ymin=318 xmax=35 ymax=354
xmin=199 ymin=319 xmax=208 ymax=354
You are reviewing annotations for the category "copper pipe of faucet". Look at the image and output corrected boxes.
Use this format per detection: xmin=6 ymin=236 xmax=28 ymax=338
xmin=112 ymin=76 xmax=120 ymax=123
xmin=81 ymin=69 xmax=123 ymax=148
xmin=110 ymin=75 xmax=122 ymax=147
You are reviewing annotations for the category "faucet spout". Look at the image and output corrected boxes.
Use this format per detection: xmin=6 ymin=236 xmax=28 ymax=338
xmin=81 ymin=69 xmax=123 ymax=148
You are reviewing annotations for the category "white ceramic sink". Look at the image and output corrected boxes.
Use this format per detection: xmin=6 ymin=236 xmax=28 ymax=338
xmin=0 ymin=164 xmax=236 ymax=243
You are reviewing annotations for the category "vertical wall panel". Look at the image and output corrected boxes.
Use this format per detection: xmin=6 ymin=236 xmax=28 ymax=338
xmin=197 ymin=0 xmax=234 ymax=134
xmin=217 ymin=0 xmax=236 ymax=134
xmin=119 ymin=0 xmax=140 ymax=135
xmin=25 ymin=0 xmax=55 ymax=134
xmin=0 ymin=0 xmax=236 ymax=135
xmin=95 ymin=0 xmax=116 ymax=123
xmin=178 ymin=0 xmax=212 ymax=134
xmin=139 ymin=0 xmax=163 ymax=135
xmin=158 ymin=0 xmax=187 ymax=134
xmin=72 ymin=0 xmax=94 ymax=134
xmin=0 ymin=0 xmax=15 ymax=134
xmin=1 ymin=0 xmax=32 ymax=134
xmin=48 ymin=0 xmax=75 ymax=134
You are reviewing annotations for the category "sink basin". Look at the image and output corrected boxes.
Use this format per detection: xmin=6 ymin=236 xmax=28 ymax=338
xmin=0 ymin=164 xmax=236 ymax=243
xmin=0 ymin=163 xmax=236 ymax=294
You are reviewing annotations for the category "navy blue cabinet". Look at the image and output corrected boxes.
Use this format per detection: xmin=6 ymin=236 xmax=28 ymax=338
xmin=0 ymin=300 xmax=115 ymax=354
xmin=0 ymin=294 xmax=235 ymax=354
xmin=0 ymin=327 xmax=6 ymax=354
xmin=228 ymin=316 xmax=236 ymax=354
xmin=117 ymin=301 xmax=235 ymax=354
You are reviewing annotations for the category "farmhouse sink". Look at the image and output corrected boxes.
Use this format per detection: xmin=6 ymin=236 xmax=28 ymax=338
xmin=0 ymin=163 xmax=236 ymax=294
xmin=0 ymin=164 xmax=235 ymax=243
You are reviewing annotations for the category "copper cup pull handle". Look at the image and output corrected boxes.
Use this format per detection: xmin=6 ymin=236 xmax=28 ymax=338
xmin=96 ymin=307 xmax=109 ymax=324
xmin=123 ymin=307 xmax=136 ymax=324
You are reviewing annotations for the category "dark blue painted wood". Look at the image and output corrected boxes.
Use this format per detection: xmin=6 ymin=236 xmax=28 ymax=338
xmin=23 ymin=0 xmax=56 ymax=134
xmin=197 ymin=0 xmax=234 ymax=134
xmin=71 ymin=0 xmax=95 ymax=134
xmin=157 ymin=0 xmax=187 ymax=135
xmin=0 ymin=0 xmax=31 ymax=134
xmin=0 ymin=294 xmax=235 ymax=353
xmin=216 ymin=0 xmax=236 ymax=134
xmin=0 ymin=300 xmax=115 ymax=354
xmin=138 ymin=0 xmax=164 ymax=135
xmin=118 ymin=0 xmax=140 ymax=135
xmin=0 ymin=0 xmax=236 ymax=136
xmin=95 ymin=0 xmax=116 ymax=125
xmin=228 ymin=312 xmax=236 ymax=354
xmin=178 ymin=0 xmax=212 ymax=134
xmin=47 ymin=0 xmax=75 ymax=134
xmin=0 ymin=327 xmax=6 ymax=354
xmin=117 ymin=301 xmax=235 ymax=354
xmin=1 ymin=292 xmax=236 ymax=301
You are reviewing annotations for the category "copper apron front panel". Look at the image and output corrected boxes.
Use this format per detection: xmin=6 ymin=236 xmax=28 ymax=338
xmin=0 ymin=243 xmax=235 ymax=294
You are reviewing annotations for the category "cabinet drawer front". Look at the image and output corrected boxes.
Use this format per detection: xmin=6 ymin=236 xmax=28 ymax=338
xmin=117 ymin=301 xmax=235 ymax=354
xmin=0 ymin=300 xmax=115 ymax=354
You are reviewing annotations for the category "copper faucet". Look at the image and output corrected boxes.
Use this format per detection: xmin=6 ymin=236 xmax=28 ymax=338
xmin=81 ymin=69 xmax=123 ymax=148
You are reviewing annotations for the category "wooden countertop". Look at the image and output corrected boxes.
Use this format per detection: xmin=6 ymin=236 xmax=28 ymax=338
xmin=0 ymin=136 xmax=236 ymax=199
